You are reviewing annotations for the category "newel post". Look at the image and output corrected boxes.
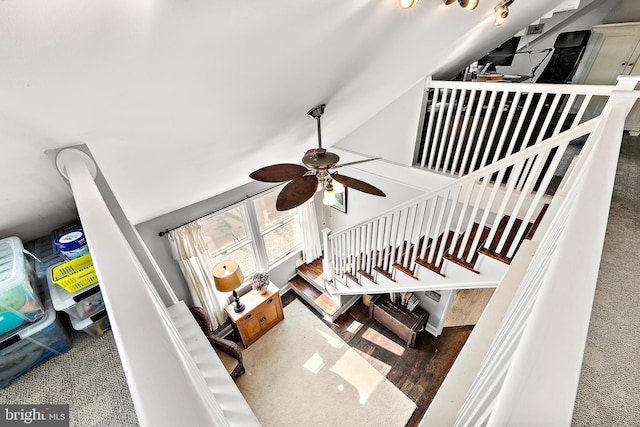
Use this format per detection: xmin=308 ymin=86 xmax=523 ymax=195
xmin=321 ymin=228 xmax=333 ymax=282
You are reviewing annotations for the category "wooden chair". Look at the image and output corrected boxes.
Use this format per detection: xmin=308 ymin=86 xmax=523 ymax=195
xmin=189 ymin=306 xmax=245 ymax=381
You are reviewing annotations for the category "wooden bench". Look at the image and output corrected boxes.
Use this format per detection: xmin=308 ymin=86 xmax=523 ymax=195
xmin=369 ymin=294 xmax=429 ymax=347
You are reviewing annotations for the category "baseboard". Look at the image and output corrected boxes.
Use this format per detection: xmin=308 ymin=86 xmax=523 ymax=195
xmin=280 ymin=282 xmax=292 ymax=294
xmin=340 ymin=295 xmax=361 ymax=315
xmin=425 ymin=323 xmax=442 ymax=337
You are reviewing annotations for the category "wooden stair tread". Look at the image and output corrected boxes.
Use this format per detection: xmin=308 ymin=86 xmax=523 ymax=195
xmin=391 ymin=263 xmax=419 ymax=280
xmin=296 ymin=257 xmax=325 ymax=289
xmin=526 ymin=203 xmax=549 ymax=239
xmin=442 ymin=223 xmax=491 ymax=273
xmin=479 ymin=205 xmax=549 ymax=264
xmin=344 ymin=271 xmax=360 ymax=286
xmin=373 ymin=266 xmax=395 ymax=281
xmin=329 ymin=204 xmax=550 ymax=290
xmin=415 ymin=232 xmax=454 ymax=275
xmin=289 ymin=275 xmax=340 ymax=316
xmin=357 ymin=269 xmax=376 ymax=283
xmin=478 ymin=216 xmax=531 ymax=264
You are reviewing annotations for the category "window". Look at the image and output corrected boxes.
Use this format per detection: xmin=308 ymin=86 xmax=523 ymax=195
xmin=199 ymin=205 xmax=257 ymax=275
xmin=198 ymin=188 xmax=302 ymax=278
xmin=253 ymin=190 xmax=302 ymax=263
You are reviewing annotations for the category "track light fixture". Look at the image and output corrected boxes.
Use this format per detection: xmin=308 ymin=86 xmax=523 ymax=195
xmin=400 ymin=0 xmax=417 ymax=8
xmin=458 ymin=0 xmax=479 ymax=10
xmin=441 ymin=0 xmax=479 ymax=11
xmin=494 ymin=0 xmax=515 ymax=25
xmin=404 ymin=0 xmax=515 ymax=23
xmin=405 ymin=0 xmax=481 ymax=10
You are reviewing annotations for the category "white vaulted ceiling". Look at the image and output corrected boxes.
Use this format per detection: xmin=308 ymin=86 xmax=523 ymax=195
xmin=0 ymin=0 xmax=559 ymax=241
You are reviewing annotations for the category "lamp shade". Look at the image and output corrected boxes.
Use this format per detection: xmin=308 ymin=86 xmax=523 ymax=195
xmin=323 ymin=187 xmax=337 ymax=206
xmin=213 ymin=260 xmax=244 ymax=292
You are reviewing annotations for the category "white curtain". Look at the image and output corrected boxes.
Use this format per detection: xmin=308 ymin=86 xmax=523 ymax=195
xmin=168 ymin=224 xmax=227 ymax=330
xmin=299 ymin=199 xmax=322 ymax=263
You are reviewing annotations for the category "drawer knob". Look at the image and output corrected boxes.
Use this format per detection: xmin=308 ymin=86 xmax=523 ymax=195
xmin=245 ymin=314 xmax=252 ymax=320
xmin=267 ymin=298 xmax=273 ymax=304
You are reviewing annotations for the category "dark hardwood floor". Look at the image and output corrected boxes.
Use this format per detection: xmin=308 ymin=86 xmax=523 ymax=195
xmin=281 ymin=286 xmax=473 ymax=427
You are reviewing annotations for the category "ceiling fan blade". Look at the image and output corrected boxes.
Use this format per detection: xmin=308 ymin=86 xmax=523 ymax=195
xmin=249 ymin=163 xmax=309 ymax=182
xmin=330 ymin=173 xmax=386 ymax=197
xmin=276 ymin=175 xmax=319 ymax=211
xmin=331 ymin=157 xmax=381 ymax=170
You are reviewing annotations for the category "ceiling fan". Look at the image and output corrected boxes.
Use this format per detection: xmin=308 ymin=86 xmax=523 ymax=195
xmin=249 ymin=104 xmax=386 ymax=211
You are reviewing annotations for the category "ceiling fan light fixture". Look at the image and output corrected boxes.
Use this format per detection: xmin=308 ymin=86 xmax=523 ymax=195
xmin=459 ymin=0 xmax=479 ymax=10
xmin=400 ymin=0 xmax=417 ymax=8
xmin=249 ymin=104 xmax=386 ymax=211
xmin=323 ymin=184 xmax=337 ymax=206
xmin=332 ymin=180 xmax=345 ymax=194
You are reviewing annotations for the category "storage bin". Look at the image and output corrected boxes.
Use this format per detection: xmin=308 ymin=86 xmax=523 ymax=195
xmin=0 ymin=276 xmax=71 ymax=389
xmin=0 ymin=237 xmax=46 ymax=336
xmin=46 ymin=264 xmax=105 ymax=322
xmin=28 ymin=235 xmax=65 ymax=280
xmin=50 ymin=253 xmax=98 ymax=293
xmin=71 ymin=309 xmax=110 ymax=338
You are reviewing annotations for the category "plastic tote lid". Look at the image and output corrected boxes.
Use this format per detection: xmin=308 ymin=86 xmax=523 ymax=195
xmin=54 ymin=230 xmax=87 ymax=252
xmin=0 ymin=236 xmax=27 ymax=289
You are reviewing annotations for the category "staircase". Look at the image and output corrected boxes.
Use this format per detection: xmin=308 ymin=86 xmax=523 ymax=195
xmin=293 ymin=78 xmax=624 ymax=333
xmin=289 ymin=260 xmax=343 ymax=321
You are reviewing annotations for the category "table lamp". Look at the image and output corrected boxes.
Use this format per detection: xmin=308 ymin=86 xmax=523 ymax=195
xmin=213 ymin=260 xmax=245 ymax=312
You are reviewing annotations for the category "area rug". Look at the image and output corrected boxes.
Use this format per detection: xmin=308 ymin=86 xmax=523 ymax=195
xmin=236 ymin=299 xmax=416 ymax=427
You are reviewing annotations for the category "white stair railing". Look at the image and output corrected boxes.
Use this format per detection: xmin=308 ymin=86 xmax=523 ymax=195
xmin=418 ymin=80 xmax=614 ymax=177
xmin=54 ymin=149 xmax=260 ymax=427
xmin=327 ymin=78 xmax=632 ymax=292
xmin=424 ymin=76 xmax=640 ymax=427
xmin=329 ymin=118 xmax=597 ymax=286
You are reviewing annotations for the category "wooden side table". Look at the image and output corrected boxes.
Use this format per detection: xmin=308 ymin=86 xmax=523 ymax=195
xmin=224 ymin=282 xmax=284 ymax=348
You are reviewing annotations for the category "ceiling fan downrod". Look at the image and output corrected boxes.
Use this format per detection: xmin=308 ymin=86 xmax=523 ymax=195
xmin=306 ymin=104 xmax=326 ymax=150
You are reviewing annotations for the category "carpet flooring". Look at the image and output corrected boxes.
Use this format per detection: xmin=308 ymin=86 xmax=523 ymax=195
xmin=571 ymin=134 xmax=640 ymax=426
xmin=236 ymin=299 xmax=416 ymax=427
xmin=0 ymin=328 xmax=138 ymax=427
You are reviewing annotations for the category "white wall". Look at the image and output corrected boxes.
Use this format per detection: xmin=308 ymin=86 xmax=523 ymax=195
xmin=320 ymin=168 xmax=424 ymax=235
xmin=334 ymin=79 xmax=426 ymax=166
xmin=416 ymin=289 xmax=455 ymax=336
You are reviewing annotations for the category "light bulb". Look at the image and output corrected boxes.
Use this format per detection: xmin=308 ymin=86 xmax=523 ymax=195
xmin=459 ymin=0 xmax=478 ymax=10
xmin=400 ymin=0 xmax=417 ymax=8
xmin=333 ymin=181 xmax=345 ymax=194
xmin=323 ymin=187 xmax=337 ymax=206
